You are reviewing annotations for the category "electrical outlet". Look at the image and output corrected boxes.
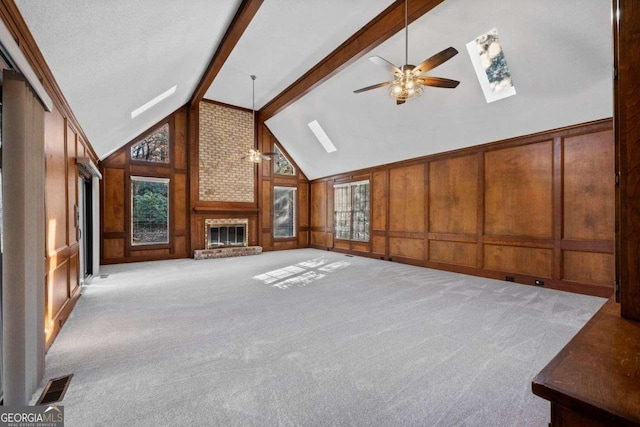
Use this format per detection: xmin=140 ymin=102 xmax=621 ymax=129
xmin=534 ymin=279 xmax=544 ymax=286
xmin=506 ymin=276 xmax=515 ymax=282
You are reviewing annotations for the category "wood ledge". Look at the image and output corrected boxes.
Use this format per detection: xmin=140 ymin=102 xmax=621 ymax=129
xmin=532 ymin=298 xmax=640 ymax=426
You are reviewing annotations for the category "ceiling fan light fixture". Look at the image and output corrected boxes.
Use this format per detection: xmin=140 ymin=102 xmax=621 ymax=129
xmin=388 ymin=74 xmax=423 ymax=101
xmin=246 ymin=148 xmax=262 ymax=163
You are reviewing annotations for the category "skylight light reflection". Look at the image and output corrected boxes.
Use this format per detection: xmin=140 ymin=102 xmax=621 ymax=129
xmin=308 ymin=120 xmax=337 ymax=153
xmin=131 ymin=85 xmax=177 ymax=119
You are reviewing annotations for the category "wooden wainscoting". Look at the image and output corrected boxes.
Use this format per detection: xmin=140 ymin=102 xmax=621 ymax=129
xmin=309 ymin=119 xmax=615 ymax=297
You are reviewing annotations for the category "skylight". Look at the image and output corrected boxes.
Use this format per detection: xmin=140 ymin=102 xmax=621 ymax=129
xmin=307 ymin=120 xmax=337 ymax=153
xmin=466 ymin=28 xmax=516 ymax=103
xmin=131 ymin=85 xmax=177 ymax=119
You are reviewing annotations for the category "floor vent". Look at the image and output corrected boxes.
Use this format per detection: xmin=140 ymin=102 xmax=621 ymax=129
xmin=37 ymin=374 xmax=73 ymax=405
xmin=345 ymin=255 xmax=354 ymax=257
xmin=99 ymin=274 xmax=109 ymax=279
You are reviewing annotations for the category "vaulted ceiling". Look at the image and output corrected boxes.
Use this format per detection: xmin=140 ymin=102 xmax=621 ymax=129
xmin=16 ymin=0 xmax=612 ymax=179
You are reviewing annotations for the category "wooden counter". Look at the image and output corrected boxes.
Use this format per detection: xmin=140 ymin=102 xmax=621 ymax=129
xmin=532 ymin=298 xmax=640 ymax=426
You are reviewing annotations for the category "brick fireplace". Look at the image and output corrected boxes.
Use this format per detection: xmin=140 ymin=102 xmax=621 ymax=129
xmin=194 ymin=218 xmax=261 ymax=260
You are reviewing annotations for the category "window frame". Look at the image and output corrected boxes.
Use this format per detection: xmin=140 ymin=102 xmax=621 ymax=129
xmin=130 ymin=176 xmax=170 ymax=246
xmin=273 ymin=186 xmax=297 ymax=239
xmin=272 ymin=144 xmax=296 ymax=176
xmin=333 ymin=179 xmax=370 ymax=242
xmin=129 ymin=121 xmax=172 ymax=165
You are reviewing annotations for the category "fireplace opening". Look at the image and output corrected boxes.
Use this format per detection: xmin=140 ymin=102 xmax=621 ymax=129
xmin=205 ymin=218 xmax=248 ymax=248
xmin=209 ymin=225 xmax=245 ymax=247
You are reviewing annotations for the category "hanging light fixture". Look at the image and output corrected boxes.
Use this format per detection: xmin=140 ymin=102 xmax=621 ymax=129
xmin=387 ymin=0 xmax=423 ymax=102
xmin=245 ymin=75 xmax=261 ymax=163
xmin=244 ymin=75 xmax=275 ymax=163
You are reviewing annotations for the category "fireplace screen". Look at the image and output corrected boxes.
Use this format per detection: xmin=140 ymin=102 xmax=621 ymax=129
xmin=205 ymin=219 xmax=248 ymax=248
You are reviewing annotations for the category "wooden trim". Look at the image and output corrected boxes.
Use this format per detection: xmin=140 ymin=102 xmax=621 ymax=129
xmin=189 ymin=0 xmax=264 ymax=106
xmin=533 ymin=299 xmax=640 ymax=426
xmin=553 ymin=137 xmax=563 ymax=282
xmin=260 ymin=0 xmax=444 ymax=121
xmin=614 ymin=0 xmax=640 ymax=320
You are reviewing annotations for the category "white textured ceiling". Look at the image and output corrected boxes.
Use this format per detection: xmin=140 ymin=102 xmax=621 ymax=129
xmin=265 ymin=0 xmax=613 ymax=179
xmin=15 ymin=0 xmax=612 ymax=177
xmin=15 ymin=0 xmax=242 ymax=158
xmin=204 ymin=0 xmax=394 ymax=109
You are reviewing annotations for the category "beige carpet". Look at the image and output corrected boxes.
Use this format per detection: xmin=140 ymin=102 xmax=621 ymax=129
xmin=34 ymin=249 xmax=605 ymax=426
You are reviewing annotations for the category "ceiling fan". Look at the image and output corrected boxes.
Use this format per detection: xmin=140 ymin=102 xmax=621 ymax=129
xmin=243 ymin=75 xmax=276 ymax=163
xmin=244 ymin=147 xmax=276 ymax=163
xmin=353 ymin=0 xmax=460 ymax=105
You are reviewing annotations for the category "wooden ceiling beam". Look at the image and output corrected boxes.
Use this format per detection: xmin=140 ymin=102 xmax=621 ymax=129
xmin=259 ymin=0 xmax=444 ymax=121
xmin=189 ymin=0 xmax=263 ymax=107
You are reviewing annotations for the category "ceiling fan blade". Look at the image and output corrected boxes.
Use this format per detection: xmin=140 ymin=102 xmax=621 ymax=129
xmin=369 ymin=56 xmax=402 ymax=74
xmin=413 ymin=47 xmax=459 ymax=75
xmin=353 ymin=81 xmax=393 ymax=93
xmin=396 ymin=99 xmax=405 ymax=106
xmin=419 ymin=76 xmax=460 ymax=88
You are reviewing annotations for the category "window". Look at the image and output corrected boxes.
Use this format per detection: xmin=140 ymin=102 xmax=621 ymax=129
xmin=334 ymin=180 xmax=370 ymax=242
xmin=131 ymin=177 xmax=169 ymax=245
xmin=130 ymin=123 xmax=170 ymax=163
xmin=273 ymin=145 xmax=295 ymax=176
xmin=273 ymin=187 xmax=296 ymax=238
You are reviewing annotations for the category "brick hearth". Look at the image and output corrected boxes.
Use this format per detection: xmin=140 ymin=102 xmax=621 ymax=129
xmin=194 ymin=246 xmax=262 ymax=260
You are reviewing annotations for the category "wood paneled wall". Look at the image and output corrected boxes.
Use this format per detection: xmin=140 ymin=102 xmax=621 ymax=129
xmin=310 ymin=119 xmax=615 ymax=297
xmin=100 ymin=108 xmax=190 ymax=264
xmin=43 ymin=108 xmax=94 ymax=346
xmin=257 ymin=125 xmax=310 ymax=251
xmin=0 ymin=3 xmax=101 ymax=348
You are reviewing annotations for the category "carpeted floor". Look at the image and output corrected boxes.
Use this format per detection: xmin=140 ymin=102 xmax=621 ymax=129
xmin=35 ymin=249 xmax=605 ymax=426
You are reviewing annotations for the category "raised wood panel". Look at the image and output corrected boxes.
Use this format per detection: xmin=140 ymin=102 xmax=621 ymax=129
xmin=129 ymin=164 xmax=171 ymax=176
xmin=389 ymin=164 xmax=425 ymax=233
xmin=485 ymin=142 xmax=553 ymax=239
xmin=335 ymin=240 xmax=350 ymax=250
xmin=563 ymin=131 xmax=614 ymax=241
xmin=429 ymin=241 xmax=477 ymax=267
xmin=174 ymin=235 xmax=187 ymax=255
xmin=48 ymin=260 xmax=69 ymax=318
xmin=274 ymin=240 xmax=298 ymax=250
xmin=350 ymin=242 xmax=369 ymax=253
xmin=104 ymin=238 xmax=125 ymax=259
xmin=249 ymin=216 xmax=259 ymax=246
xmin=262 ymin=180 xmax=272 ymax=229
xmin=45 ymin=109 xmax=68 ymax=252
xmin=429 ymin=155 xmax=478 ymax=234
xmin=107 ymin=151 xmax=126 ymax=167
xmin=173 ymin=173 xmax=187 ymax=232
xmin=326 ymin=232 xmax=334 ymax=249
xmin=68 ymin=252 xmax=79 ymax=295
xmin=484 ymin=244 xmax=553 ymax=278
xmin=311 ymin=230 xmax=326 ymax=247
xmin=298 ymin=181 xmax=309 ymax=228
xmin=298 ymin=231 xmax=309 ymax=246
xmin=174 ymin=110 xmax=188 ymax=170
xmin=130 ymin=249 xmax=170 ymax=258
xmin=563 ymin=251 xmax=614 ymax=288
xmin=372 ymin=170 xmax=388 ymax=231
xmin=372 ymin=235 xmax=386 ymax=255
xmin=389 ymin=237 xmax=424 ymax=260
xmin=262 ymin=232 xmax=273 ymax=248
xmin=66 ymin=124 xmax=77 ymax=244
xmin=103 ymin=168 xmax=126 ymax=233
xmin=311 ymin=181 xmax=327 ymax=228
